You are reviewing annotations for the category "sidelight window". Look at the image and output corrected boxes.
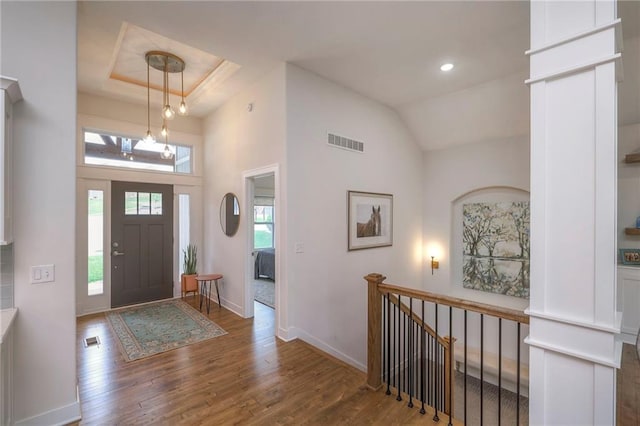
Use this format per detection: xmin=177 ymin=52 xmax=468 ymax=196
xmin=88 ymin=190 xmax=104 ymax=296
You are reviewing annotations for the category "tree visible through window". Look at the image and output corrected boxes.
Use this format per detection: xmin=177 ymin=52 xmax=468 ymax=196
xmin=254 ymin=205 xmax=274 ymax=249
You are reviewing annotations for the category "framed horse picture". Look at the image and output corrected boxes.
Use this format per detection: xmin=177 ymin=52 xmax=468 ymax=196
xmin=348 ymin=190 xmax=393 ymax=251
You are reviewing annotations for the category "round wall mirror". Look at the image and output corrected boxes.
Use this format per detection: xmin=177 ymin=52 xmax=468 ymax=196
xmin=220 ymin=192 xmax=240 ymax=237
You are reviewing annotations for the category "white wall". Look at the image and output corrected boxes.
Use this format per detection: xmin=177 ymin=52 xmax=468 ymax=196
xmin=422 ymin=136 xmax=530 ymax=311
xmin=202 ymin=64 xmax=287 ymax=319
xmin=286 ymin=64 xmax=424 ymax=369
xmin=1 ymin=1 xmax=80 ymax=424
xmin=399 ymin=70 xmax=529 ymax=151
xmin=78 ymin=92 xmax=203 ymax=135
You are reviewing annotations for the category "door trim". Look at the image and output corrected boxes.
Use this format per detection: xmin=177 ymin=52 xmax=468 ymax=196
xmin=242 ymin=164 xmax=288 ymax=340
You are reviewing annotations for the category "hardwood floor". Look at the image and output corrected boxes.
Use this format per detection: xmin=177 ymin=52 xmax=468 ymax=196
xmin=617 ymin=343 xmax=640 ymax=426
xmin=77 ymin=298 xmax=456 ymax=425
xmin=77 ymin=300 xmax=640 ymax=425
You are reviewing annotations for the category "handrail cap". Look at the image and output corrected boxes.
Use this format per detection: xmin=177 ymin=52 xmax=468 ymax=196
xmin=364 ymin=273 xmax=386 ymax=283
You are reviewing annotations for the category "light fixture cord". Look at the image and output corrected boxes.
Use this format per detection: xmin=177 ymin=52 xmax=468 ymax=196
xmin=181 ymin=69 xmax=185 ymax=102
xmin=146 ymin=58 xmax=151 ymax=134
xmin=164 ymin=55 xmax=169 ymax=108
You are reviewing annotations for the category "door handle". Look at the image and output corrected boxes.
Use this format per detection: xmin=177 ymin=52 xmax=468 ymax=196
xmin=112 ymin=250 xmax=125 ymax=256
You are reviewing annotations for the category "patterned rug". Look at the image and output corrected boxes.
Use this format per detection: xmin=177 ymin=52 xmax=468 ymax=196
xmin=106 ymin=299 xmax=227 ymax=362
xmin=254 ymin=279 xmax=275 ymax=308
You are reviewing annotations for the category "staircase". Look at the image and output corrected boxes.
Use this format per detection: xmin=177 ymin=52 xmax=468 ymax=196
xmin=365 ymin=273 xmax=529 ymax=425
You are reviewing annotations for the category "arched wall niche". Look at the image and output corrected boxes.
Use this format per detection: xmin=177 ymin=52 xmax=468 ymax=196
xmin=450 ymin=185 xmax=530 ymax=310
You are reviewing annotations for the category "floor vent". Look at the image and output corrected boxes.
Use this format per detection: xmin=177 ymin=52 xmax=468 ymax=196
xmin=328 ymin=133 xmax=364 ymax=153
xmin=84 ymin=336 xmax=100 ymax=347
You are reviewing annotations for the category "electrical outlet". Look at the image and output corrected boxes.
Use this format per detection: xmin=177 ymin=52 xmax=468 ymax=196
xmin=31 ymin=264 xmax=55 ymax=284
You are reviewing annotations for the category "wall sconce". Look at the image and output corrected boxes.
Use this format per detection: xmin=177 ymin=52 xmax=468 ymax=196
xmin=431 ymin=256 xmax=439 ymax=274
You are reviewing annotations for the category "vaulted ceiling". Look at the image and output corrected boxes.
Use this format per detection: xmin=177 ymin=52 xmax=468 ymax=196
xmin=78 ymin=1 xmax=640 ymax=151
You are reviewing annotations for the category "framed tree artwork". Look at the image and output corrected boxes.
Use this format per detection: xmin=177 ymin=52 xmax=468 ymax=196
xmin=462 ymin=201 xmax=530 ymax=298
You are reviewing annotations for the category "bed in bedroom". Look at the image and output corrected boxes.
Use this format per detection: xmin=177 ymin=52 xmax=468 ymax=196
xmin=254 ymin=248 xmax=275 ymax=280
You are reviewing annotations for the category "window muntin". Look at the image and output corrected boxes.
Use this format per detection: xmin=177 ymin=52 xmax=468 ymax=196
xmin=84 ymin=130 xmax=193 ymax=174
xmin=125 ymin=192 xmax=163 ymax=216
xmin=254 ymin=203 xmax=274 ymax=249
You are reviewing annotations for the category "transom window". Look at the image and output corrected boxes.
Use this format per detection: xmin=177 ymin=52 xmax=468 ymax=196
xmin=84 ymin=130 xmax=192 ymax=174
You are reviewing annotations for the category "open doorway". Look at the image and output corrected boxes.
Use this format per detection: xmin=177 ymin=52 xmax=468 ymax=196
xmin=250 ymin=175 xmax=275 ymax=315
xmin=243 ymin=166 xmax=279 ymax=332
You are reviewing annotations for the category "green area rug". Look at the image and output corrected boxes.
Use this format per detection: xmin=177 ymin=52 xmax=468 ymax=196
xmin=106 ymin=299 xmax=227 ymax=362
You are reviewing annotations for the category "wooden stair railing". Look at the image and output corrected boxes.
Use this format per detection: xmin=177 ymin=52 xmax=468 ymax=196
xmin=365 ymin=273 xmax=530 ymax=425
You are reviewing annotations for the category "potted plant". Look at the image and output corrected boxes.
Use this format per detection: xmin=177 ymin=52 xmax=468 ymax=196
xmin=181 ymin=244 xmax=198 ymax=298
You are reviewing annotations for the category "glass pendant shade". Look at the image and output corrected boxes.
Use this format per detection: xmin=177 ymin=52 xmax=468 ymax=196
xmin=143 ymin=130 xmax=155 ymax=144
xmin=161 ymin=122 xmax=168 ymax=138
xmin=161 ymin=144 xmax=173 ymax=159
xmin=162 ymin=104 xmax=175 ymax=120
xmin=178 ymin=100 xmax=188 ymax=116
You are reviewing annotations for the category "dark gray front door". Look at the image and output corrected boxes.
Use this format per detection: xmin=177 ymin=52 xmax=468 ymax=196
xmin=111 ymin=181 xmax=173 ymax=308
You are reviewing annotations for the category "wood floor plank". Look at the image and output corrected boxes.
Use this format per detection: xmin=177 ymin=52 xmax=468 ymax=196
xmin=77 ymin=300 xmax=635 ymax=425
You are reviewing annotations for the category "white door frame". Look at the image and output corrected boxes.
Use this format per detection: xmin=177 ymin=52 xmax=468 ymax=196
xmin=242 ymin=164 xmax=283 ymax=335
xmin=76 ymin=178 xmax=202 ymax=316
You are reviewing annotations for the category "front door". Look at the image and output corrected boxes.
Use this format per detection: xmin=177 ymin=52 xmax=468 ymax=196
xmin=111 ymin=181 xmax=173 ymax=308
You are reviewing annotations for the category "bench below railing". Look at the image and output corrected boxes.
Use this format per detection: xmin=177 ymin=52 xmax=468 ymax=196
xmin=365 ymin=273 xmax=530 ymax=425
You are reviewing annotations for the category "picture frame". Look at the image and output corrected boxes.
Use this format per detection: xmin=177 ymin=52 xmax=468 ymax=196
xmin=620 ymin=248 xmax=640 ymax=265
xmin=348 ymin=191 xmax=393 ymax=251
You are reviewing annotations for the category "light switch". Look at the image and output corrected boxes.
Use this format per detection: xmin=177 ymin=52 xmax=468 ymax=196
xmin=31 ymin=264 xmax=55 ymax=284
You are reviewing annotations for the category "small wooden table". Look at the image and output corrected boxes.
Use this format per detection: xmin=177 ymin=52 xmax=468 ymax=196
xmin=196 ymin=274 xmax=223 ymax=314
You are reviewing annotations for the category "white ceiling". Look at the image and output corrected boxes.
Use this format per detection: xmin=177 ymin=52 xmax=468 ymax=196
xmin=78 ymin=1 xmax=640 ymax=151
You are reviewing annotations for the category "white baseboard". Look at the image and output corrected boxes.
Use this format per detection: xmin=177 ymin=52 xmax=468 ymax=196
xmin=620 ymin=332 xmax=636 ymax=345
xmin=218 ymin=296 xmax=243 ymax=317
xmin=293 ymin=327 xmax=366 ymax=372
xmin=277 ymin=326 xmax=297 ymax=342
xmin=16 ymin=386 xmax=81 ymax=426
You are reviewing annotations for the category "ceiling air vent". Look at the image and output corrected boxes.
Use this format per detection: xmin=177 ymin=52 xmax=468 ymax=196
xmin=328 ymin=133 xmax=364 ymax=153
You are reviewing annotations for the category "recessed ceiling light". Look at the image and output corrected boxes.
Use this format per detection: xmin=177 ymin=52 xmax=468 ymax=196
xmin=440 ymin=63 xmax=454 ymax=72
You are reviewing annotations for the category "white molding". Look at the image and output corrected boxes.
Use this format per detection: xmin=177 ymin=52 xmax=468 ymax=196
xmin=524 ymin=336 xmax=620 ymax=369
xmin=277 ymin=326 xmax=298 ymax=342
xmin=526 ymin=53 xmax=621 ymax=85
xmin=0 ymin=308 xmax=17 ymax=344
xmin=526 ymin=19 xmax=621 ymax=56
xmin=294 ymin=328 xmax=366 ymax=372
xmin=241 ymin=164 xmax=286 ymax=337
xmin=525 ymin=308 xmax=621 ymax=334
xmin=218 ymin=296 xmax=243 ymax=318
xmin=15 ymin=386 xmax=81 ymax=426
xmin=0 ymin=76 xmax=22 ymax=104
xmin=619 ymin=332 xmax=636 ymax=345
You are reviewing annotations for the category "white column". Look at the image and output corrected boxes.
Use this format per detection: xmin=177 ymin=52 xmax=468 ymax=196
xmin=526 ymin=1 xmax=622 ymax=425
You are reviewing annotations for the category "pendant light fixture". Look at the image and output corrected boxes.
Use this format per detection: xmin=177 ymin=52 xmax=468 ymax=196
xmin=161 ymin=128 xmax=174 ymax=160
xmin=144 ymin=51 xmax=187 ymax=157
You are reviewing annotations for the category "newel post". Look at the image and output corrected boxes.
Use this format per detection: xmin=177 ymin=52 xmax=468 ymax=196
xmin=364 ymin=273 xmax=386 ymax=390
